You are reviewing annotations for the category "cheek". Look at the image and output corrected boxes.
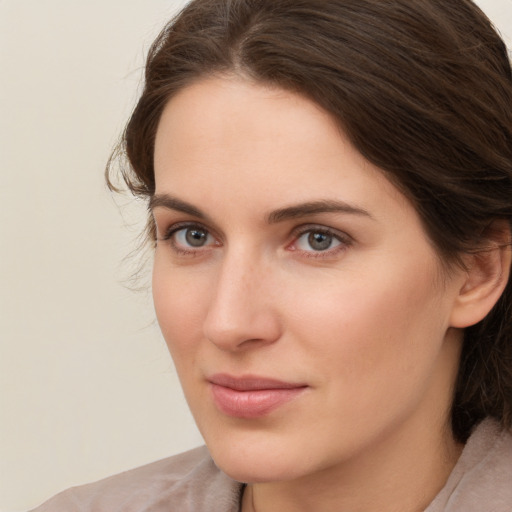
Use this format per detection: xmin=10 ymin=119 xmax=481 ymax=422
xmin=152 ymin=257 xmax=208 ymax=360
xmin=285 ymin=262 xmax=449 ymax=394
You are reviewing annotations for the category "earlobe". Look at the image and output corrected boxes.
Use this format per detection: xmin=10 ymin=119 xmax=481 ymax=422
xmin=450 ymin=221 xmax=511 ymax=328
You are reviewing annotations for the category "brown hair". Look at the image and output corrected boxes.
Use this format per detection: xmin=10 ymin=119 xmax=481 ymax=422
xmin=107 ymin=0 xmax=512 ymax=442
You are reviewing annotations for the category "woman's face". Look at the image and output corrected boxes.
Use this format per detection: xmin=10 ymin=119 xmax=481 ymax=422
xmin=152 ymin=77 xmax=465 ymax=483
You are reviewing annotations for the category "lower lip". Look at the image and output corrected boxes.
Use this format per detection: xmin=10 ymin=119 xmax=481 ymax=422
xmin=210 ymin=384 xmax=307 ymax=419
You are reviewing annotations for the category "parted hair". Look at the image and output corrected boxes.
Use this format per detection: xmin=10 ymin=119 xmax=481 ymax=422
xmin=107 ymin=0 xmax=512 ymax=442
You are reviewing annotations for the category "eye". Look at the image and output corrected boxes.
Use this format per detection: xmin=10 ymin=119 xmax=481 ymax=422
xmin=290 ymin=226 xmax=351 ymax=256
xmin=160 ymin=223 xmax=218 ymax=253
xmin=296 ymin=230 xmax=341 ymax=252
xmin=297 ymin=231 xmax=340 ymax=252
xmin=174 ymin=226 xmax=213 ymax=248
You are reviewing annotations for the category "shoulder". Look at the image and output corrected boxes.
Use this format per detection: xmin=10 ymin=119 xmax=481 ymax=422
xmin=427 ymin=419 xmax=512 ymax=512
xmin=30 ymin=446 xmax=242 ymax=512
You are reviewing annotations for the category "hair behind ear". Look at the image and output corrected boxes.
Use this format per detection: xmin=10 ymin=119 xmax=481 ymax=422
xmin=452 ymin=219 xmax=512 ymax=442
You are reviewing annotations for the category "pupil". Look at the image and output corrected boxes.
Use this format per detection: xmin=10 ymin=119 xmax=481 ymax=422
xmin=308 ymin=232 xmax=332 ymax=251
xmin=185 ymin=228 xmax=207 ymax=247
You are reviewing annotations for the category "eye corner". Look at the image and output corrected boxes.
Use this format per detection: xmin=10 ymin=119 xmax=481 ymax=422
xmin=287 ymin=224 xmax=352 ymax=259
xmin=156 ymin=222 xmax=223 ymax=259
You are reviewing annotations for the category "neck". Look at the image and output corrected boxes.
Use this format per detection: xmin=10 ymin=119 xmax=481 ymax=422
xmin=241 ymin=412 xmax=463 ymax=512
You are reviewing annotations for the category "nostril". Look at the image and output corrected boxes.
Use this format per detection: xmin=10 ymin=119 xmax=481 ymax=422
xmin=203 ymin=305 xmax=282 ymax=352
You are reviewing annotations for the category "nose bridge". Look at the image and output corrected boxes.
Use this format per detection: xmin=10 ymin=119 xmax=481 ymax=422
xmin=203 ymin=243 xmax=279 ymax=349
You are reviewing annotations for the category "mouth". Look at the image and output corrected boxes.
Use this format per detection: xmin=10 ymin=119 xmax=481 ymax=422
xmin=207 ymin=374 xmax=308 ymax=419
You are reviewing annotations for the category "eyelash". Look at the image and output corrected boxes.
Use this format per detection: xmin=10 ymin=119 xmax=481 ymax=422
xmin=289 ymin=225 xmax=352 ymax=258
xmin=160 ymin=222 xmax=219 ymax=256
xmin=158 ymin=222 xmax=352 ymax=258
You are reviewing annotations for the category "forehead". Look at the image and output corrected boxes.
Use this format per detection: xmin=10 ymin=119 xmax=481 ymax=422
xmin=153 ymin=76 xmax=414 ymax=225
xmin=154 ymin=76 xmax=343 ymax=172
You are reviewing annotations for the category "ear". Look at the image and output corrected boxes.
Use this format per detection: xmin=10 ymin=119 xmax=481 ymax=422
xmin=450 ymin=220 xmax=511 ymax=329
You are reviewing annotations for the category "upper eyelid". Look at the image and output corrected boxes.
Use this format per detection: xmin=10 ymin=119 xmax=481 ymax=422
xmin=161 ymin=221 xmax=217 ymax=240
xmin=290 ymin=223 xmax=352 ymax=241
xmin=156 ymin=219 xmax=352 ymax=248
xmin=158 ymin=224 xmax=219 ymax=256
xmin=152 ymin=206 xmax=222 ymax=232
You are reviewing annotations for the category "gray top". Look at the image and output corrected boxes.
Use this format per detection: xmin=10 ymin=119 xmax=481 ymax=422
xmin=31 ymin=419 xmax=512 ymax=512
xmin=425 ymin=419 xmax=512 ymax=512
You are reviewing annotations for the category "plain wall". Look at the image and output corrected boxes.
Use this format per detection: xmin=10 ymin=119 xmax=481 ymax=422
xmin=0 ymin=2 xmax=201 ymax=511
xmin=1 ymin=1 xmax=510 ymax=511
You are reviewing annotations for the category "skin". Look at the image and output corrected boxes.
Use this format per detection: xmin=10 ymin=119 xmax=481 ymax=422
xmin=151 ymin=76 xmax=470 ymax=512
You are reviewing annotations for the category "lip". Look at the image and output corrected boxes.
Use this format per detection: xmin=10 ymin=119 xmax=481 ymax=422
xmin=208 ymin=374 xmax=308 ymax=419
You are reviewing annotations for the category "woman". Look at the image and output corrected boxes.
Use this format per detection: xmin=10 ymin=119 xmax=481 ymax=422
xmin=32 ymin=0 xmax=512 ymax=510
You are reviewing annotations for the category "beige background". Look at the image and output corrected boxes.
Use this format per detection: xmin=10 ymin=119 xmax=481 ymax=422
xmin=1 ymin=1 xmax=510 ymax=511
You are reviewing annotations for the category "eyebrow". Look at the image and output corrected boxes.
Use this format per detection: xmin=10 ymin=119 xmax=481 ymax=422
xmin=267 ymin=200 xmax=373 ymax=223
xmin=149 ymin=194 xmax=207 ymax=219
xmin=149 ymin=194 xmax=373 ymax=223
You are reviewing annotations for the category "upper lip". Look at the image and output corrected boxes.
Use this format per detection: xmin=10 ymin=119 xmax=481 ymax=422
xmin=208 ymin=373 xmax=308 ymax=391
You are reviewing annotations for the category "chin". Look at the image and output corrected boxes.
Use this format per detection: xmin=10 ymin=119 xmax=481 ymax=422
xmin=205 ymin=432 xmax=314 ymax=484
xmin=212 ymin=453 xmax=301 ymax=484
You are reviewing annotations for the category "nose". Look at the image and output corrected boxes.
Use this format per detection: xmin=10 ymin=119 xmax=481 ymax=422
xmin=202 ymin=250 xmax=282 ymax=351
